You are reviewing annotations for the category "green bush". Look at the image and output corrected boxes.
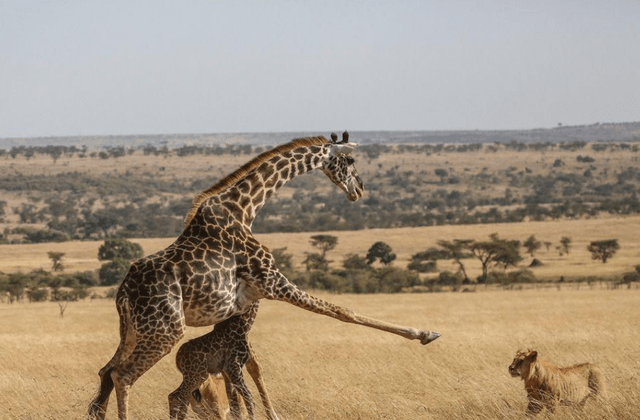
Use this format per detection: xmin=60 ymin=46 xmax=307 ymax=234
xmin=348 ymin=270 xmax=381 ymax=294
xmin=342 ymin=254 xmax=369 ymax=270
xmin=307 ymin=270 xmax=350 ymax=293
xmin=27 ymin=288 xmax=49 ymax=302
xmin=407 ymin=260 xmax=438 ymax=273
xmin=99 ymin=258 xmax=131 ymax=286
xmin=374 ymin=267 xmax=421 ymax=293
xmin=98 ymin=238 xmax=143 ymax=261
xmin=55 ymin=287 xmax=89 ymax=301
xmin=486 ymin=269 xmax=537 ymax=286
xmin=25 ymin=229 xmax=70 ymax=243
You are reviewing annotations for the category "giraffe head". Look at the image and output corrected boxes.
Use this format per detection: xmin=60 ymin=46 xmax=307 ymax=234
xmin=322 ymin=131 xmax=364 ymax=202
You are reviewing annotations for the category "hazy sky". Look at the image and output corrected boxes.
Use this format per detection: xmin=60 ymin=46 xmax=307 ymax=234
xmin=1 ymin=1 xmax=638 ymax=138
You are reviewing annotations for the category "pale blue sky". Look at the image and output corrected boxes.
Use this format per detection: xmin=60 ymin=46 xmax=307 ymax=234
xmin=1 ymin=1 xmax=638 ymax=138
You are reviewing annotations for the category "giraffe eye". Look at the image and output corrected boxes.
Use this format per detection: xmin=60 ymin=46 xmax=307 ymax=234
xmin=346 ymin=156 xmax=355 ymax=165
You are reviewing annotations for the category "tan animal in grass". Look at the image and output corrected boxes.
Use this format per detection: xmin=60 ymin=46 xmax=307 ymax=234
xmin=508 ymin=350 xmax=605 ymax=416
xmin=186 ymin=360 xmax=276 ymax=420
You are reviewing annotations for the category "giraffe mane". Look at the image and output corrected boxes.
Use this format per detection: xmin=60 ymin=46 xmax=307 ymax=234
xmin=184 ymin=135 xmax=330 ymax=227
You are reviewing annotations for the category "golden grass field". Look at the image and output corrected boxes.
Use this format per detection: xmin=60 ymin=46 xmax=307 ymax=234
xmin=1 ymin=142 xmax=639 ymax=418
xmin=0 ymin=288 xmax=638 ymax=419
xmin=1 ymin=214 xmax=640 ymax=281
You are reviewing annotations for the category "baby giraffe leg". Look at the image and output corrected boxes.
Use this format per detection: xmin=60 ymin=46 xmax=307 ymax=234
xmin=223 ymin=372 xmax=243 ymax=420
xmin=169 ymin=371 xmax=209 ymax=420
xmin=245 ymin=344 xmax=279 ymax=420
xmin=226 ymin=362 xmax=255 ymax=420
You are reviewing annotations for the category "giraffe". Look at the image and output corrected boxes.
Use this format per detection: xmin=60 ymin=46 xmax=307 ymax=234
xmin=168 ymin=301 xmax=278 ymax=420
xmin=87 ymin=132 xmax=440 ymax=420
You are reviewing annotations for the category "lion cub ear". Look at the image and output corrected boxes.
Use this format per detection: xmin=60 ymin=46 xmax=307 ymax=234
xmin=529 ymin=351 xmax=538 ymax=361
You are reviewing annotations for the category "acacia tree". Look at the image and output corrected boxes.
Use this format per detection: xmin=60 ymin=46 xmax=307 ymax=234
xmin=434 ymin=168 xmax=448 ymax=184
xmin=304 ymin=235 xmax=338 ymax=272
xmin=587 ymin=239 xmax=620 ymax=263
xmin=560 ymin=236 xmax=572 ymax=254
xmin=47 ymin=251 xmax=65 ymax=272
xmin=469 ymin=234 xmax=522 ymax=283
xmin=366 ymin=241 xmax=397 ymax=266
xmin=309 ymin=235 xmax=338 ymax=258
xmin=437 ymin=239 xmax=474 ymax=281
xmin=523 ymin=235 xmax=542 ymax=256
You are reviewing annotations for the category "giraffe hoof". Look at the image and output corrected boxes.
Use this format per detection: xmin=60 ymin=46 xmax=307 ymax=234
xmin=419 ymin=331 xmax=440 ymax=345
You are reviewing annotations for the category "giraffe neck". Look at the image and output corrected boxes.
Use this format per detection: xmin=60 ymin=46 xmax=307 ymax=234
xmin=211 ymin=143 xmax=331 ymax=228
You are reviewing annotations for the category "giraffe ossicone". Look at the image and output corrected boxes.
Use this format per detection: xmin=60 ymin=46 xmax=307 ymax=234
xmin=87 ymin=133 xmax=439 ymax=420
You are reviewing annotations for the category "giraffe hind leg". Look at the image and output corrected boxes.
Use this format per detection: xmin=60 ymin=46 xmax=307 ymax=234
xmin=111 ymin=324 xmax=185 ymax=420
xmin=223 ymin=371 xmax=244 ymax=420
xmin=88 ymin=297 xmax=136 ymax=420
xmin=266 ymin=276 xmax=440 ymax=344
xmin=87 ymin=366 xmax=114 ymax=420
xmin=224 ymin=359 xmax=255 ymax=420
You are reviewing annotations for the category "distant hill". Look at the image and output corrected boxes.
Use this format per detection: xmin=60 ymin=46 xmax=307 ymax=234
xmin=1 ymin=121 xmax=639 ymax=150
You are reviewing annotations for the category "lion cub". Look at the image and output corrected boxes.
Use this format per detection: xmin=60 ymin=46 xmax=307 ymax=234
xmin=508 ymin=350 xmax=605 ymax=416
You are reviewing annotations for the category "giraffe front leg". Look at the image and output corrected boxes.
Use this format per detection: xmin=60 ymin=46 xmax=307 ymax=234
xmin=256 ymin=269 xmax=440 ymax=345
xmin=227 ymin=365 xmax=255 ymax=420
xmin=223 ymin=372 xmax=243 ymax=420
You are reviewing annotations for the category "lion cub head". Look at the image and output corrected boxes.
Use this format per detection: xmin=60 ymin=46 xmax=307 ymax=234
xmin=509 ymin=350 xmax=537 ymax=379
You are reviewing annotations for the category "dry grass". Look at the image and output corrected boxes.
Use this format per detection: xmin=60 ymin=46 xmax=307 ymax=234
xmin=1 ymin=144 xmax=639 ymax=418
xmin=2 ymin=215 xmax=640 ymax=281
xmin=0 ymin=289 xmax=638 ymax=419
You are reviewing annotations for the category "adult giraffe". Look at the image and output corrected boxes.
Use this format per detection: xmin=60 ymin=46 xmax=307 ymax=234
xmin=87 ymin=132 xmax=440 ymax=420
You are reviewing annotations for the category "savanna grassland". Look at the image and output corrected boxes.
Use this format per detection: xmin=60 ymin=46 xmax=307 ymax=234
xmin=1 ymin=136 xmax=640 ymax=419
xmin=0 ymin=289 xmax=638 ymax=419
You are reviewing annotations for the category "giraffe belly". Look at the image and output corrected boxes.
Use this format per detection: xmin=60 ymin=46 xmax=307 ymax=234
xmin=182 ymin=281 xmax=261 ymax=327
xmin=183 ymin=291 xmax=238 ymax=327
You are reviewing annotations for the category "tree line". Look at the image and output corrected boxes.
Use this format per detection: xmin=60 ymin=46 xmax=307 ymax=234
xmin=1 ymin=233 xmax=637 ymax=304
xmin=2 ymin=139 xmax=640 ymax=244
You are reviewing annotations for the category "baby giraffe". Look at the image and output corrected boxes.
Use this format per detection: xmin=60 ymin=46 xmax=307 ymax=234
xmin=169 ymin=301 xmax=277 ymax=420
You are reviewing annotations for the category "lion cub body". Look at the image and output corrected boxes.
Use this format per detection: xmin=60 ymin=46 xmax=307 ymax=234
xmin=509 ymin=350 xmax=605 ymax=416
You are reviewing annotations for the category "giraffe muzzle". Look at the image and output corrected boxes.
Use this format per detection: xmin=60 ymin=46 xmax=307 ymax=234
xmin=347 ymin=177 xmax=364 ymax=201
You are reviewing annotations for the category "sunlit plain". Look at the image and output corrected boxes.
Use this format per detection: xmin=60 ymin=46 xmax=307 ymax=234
xmin=0 ymin=288 xmax=638 ymax=419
